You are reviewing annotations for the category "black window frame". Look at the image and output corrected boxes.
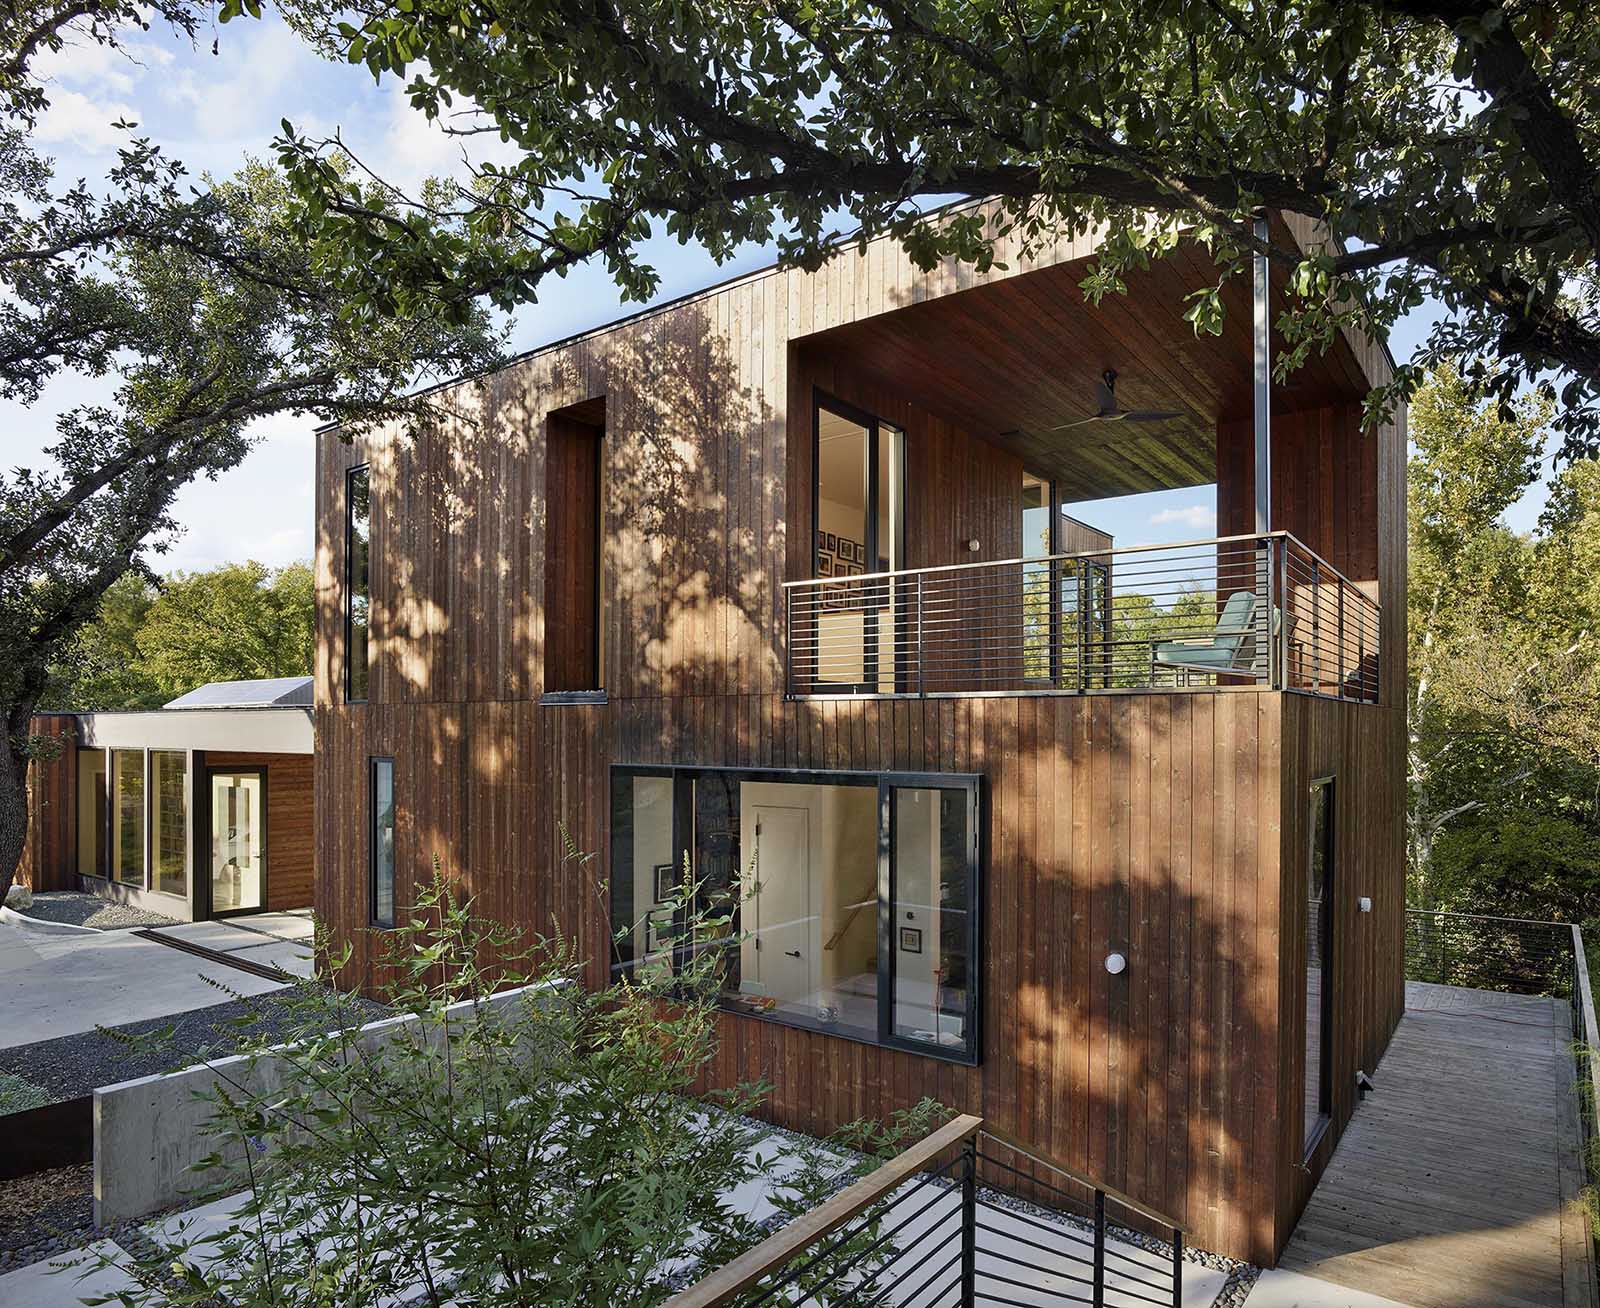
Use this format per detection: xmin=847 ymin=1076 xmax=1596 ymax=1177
xmin=370 ymin=755 xmax=396 ymax=929
xmin=345 ymin=464 xmax=371 ymax=704
xmin=609 ymin=763 xmax=984 ymax=1065
xmin=810 ymin=391 xmax=908 ymax=694
xmin=1304 ymin=774 xmax=1336 ymax=1159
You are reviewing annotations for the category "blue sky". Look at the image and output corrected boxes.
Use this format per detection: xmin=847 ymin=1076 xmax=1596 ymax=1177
xmin=4 ymin=10 xmax=1553 ymax=571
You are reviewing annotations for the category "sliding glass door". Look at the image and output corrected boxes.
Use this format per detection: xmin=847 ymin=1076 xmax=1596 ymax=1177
xmin=812 ymin=396 xmax=905 ymax=692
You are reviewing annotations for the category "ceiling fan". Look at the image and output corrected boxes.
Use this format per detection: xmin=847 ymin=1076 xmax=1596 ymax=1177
xmin=1048 ymin=370 xmax=1184 ymax=431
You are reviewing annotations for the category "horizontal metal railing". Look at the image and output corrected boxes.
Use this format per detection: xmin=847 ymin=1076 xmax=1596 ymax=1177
xmin=663 ymin=1115 xmax=1188 ymax=1308
xmin=1404 ymin=909 xmax=1584 ymax=1035
xmin=783 ymin=531 xmax=1381 ymax=703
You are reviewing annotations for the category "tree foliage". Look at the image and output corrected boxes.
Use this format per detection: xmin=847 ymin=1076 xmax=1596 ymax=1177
xmin=0 ymin=1 xmax=502 ymax=898
xmin=266 ymin=0 xmax=1600 ymax=456
xmin=42 ymin=561 xmax=316 ymax=711
xmin=1406 ymin=362 xmax=1600 ymax=930
xmin=87 ymin=862 xmax=941 ymax=1308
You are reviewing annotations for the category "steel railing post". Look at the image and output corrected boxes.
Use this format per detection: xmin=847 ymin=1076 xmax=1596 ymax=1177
xmin=917 ymin=573 xmax=926 ymax=699
xmin=1336 ymin=574 xmax=1344 ymax=700
xmin=1171 ymin=1227 xmax=1183 ymax=1308
xmin=784 ymin=591 xmax=794 ymax=695
xmin=1093 ymin=1190 xmax=1106 ymax=1308
xmin=1311 ymin=556 xmax=1322 ymax=695
xmin=1076 ymin=560 xmax=1088 ymax=693
xmin=961 ymin=1139 xmax=978 ymax=1308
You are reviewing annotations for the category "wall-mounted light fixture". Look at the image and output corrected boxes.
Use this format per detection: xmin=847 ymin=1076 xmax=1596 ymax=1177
xmin=1104 ymin=952 xmax=1127 ymax=975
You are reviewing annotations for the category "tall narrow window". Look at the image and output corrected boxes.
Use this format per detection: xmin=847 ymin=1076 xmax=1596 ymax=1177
xmin=1304 ymin=777 xmax=1335 ymax=1154
xmin=544 ymin=400 xmax=604 ymax=693
xmin=812 ymin=396 xmax=904 ymax=692
xmin=77 ymin=749 xmax=107 ymax=877
xmin=371 ymin=758 xmax=395 ymax=928
xmin=110 ymin=749 xmax=145 ymax=885
xmin=346 ymin=466 xmax=371 ymax=703
xmin=150 ymin=750 xmax=188 ymax=898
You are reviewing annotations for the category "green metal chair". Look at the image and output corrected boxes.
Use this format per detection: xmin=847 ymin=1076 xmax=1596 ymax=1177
xmin=1150 ymin=589 xmax=1261 ymax=686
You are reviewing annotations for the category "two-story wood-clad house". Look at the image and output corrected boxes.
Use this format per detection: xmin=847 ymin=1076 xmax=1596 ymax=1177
xmin=312 ymin=203 xmax=1406 ymax=1266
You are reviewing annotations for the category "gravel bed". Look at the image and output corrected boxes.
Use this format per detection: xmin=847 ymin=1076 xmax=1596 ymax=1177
xmin=0 ymin=987 xmax=387 ymax=1108
xmin=0 ymin=1163 xmax=95 ymax=1268
xmin=18 ymin=891 xmax=179 ymax=930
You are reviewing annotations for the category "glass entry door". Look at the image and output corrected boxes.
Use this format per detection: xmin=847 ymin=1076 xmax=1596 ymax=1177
xmin=210 ymin=770 xmax=265 ymax=916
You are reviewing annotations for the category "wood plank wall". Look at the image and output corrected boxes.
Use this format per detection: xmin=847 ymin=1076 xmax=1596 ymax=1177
xmin=313 ymin=202 xmax=1405 ymax=1267
xmin=17 ymin=714 xmax=78 ymax=893
xmin=204 ymin=751 xmax=316 ymax=911
xmin=1274 ymin=695 xmax=1407 ymax=1250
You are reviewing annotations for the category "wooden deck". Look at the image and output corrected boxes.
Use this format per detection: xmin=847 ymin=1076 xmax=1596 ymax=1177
xmin=1280 ymin=981 xmax=1596 ymax=1308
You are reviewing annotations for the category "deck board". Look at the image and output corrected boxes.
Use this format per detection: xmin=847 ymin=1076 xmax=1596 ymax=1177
xmin=1279 ymin=982 xmax=1596 ymax=1308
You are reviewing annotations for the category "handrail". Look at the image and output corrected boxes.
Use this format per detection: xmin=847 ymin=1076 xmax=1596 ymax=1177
xmin=1574 ymin=924 xmax=1599 ymax=1118
xmin=976 ymin=1122 xmax=1185 ymax=1233
xmin=783 ymin=530 xmax=1286 ymax=588
xmin=663 ymin=1113 xmax=984 ymax=1308
xmin=1412 ymin=907 xmax=1580 ymax=929
xmin=1281 ymin=535 xmax=1381 ymax=614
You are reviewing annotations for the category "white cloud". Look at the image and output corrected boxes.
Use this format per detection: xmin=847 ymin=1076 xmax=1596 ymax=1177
xmin=35 ymin=89 xmax=141 ymax=154
xmin=1148 ymin=504 xmax=1216 ymax=532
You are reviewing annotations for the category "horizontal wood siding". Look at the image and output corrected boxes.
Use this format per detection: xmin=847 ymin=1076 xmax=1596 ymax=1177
xmin=205 ymin=751 xmax=316 ymax=911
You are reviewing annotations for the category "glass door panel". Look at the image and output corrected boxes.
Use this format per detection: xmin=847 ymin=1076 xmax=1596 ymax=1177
xmin=890 ymin=785 xmax=972 ymax=1051
xmin=1021 ymin=471 xmax=1054 ymax=683
xmin=210 ymin=772 xmax=264 ymax=915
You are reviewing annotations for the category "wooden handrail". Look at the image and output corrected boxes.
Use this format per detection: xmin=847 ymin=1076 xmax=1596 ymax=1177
xmin=663 ymin=1113 xmax=983 ymax=1308
xmin=977 ymin=1122 xmax=1185 ymax=1233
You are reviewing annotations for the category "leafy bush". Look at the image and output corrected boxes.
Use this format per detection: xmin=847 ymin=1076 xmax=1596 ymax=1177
xmin=86 ymin=858 xmax=941 ymax=1307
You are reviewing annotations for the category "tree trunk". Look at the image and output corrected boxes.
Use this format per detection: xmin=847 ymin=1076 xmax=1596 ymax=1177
xmin=0 ymin=706 xmax=34 ymax=907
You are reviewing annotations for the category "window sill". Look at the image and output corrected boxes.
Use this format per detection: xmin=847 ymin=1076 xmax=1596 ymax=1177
xmin=540 ymin=690 xmax=608 ymax=706
xmin=715 ymin=996 xmax=978 ymax=1066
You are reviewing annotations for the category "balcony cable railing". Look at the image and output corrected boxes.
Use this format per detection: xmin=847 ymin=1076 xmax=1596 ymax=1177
xmin=783 ymin=530 xmax=1380 ymax=703
xmin=664 ymin=1114 xmax=1189 ymax=1308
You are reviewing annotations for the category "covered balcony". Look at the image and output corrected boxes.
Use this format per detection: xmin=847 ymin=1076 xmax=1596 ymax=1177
xmin=783 ymin=530 xmax=1379 ymax=700
xmin=783 ymin=214 xmax=1396 ymax=705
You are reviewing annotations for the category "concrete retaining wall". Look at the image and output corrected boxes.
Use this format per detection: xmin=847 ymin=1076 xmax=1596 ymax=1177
xmin=94 ymin=981 xmax=562 ymax=1224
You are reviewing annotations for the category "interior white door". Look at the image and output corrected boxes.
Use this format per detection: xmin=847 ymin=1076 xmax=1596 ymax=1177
xmin=749 ymin=805 xmax=812 ymax=1005
xmin=211 ymin=772 xmax=264 ymax=914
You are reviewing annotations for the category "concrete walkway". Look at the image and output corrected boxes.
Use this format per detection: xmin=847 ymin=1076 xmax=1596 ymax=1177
xmin=0 ymin=920 xmax=286 ymax=1050
xmin=142 ymin=909 xmax=314 ymax=979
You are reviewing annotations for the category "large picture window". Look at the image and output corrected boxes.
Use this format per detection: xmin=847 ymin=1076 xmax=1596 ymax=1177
xmin=371 ymin=757 xmax=395 ymax=927
xmin=150 ymin=750 xmax=188 ymax=898
xmin=111 ymin=748 xmax=145 ymax=886
xmin=346 ymin=465 xmax=371 ymax=702
xmin=610 ymin=766 xmax=981 ymax=1063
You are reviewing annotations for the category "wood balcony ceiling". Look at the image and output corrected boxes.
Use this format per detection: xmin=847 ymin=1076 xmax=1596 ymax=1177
xmin=803 ymin=238 xmax=1371 ymax=504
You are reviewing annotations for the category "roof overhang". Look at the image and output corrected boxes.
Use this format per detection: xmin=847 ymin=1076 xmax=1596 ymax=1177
xmin=75 ymin=707 xmax=313 ymax=755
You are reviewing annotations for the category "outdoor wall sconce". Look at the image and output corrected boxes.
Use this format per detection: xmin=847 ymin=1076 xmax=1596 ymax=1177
xmin=1104 ymin=952 xmax=1127 ymax=975
xmin=966 ymin=538 xmax=981 ymax=553
xmin=1358 ymin=896 xmax=1373 ymax=913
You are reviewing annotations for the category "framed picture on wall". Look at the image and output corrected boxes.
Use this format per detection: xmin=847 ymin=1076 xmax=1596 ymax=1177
xmin=825 ymin=531 xmax=837 ymax=552
xmin=899 ymin=927 xmax=923 ymax=955
xmin=646 ymin=909 xmax=674 ymax=953
xmin=817 ymin=555 xmax=833 ymax=576
xmin=653 ymin=863 xmax=677 ymax=903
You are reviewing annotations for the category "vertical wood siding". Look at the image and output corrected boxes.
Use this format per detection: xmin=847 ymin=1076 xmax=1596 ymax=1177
xmin=311 ymin=204 xmax=1406 ymax=1267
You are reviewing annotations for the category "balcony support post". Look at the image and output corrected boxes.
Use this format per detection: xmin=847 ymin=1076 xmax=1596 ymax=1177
xmin=1253 ymin=214 xmax=1272 ymax=537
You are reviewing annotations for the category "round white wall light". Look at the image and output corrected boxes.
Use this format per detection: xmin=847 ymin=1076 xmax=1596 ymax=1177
xmin=1104 ymin=952 xmax=1127 ymax=975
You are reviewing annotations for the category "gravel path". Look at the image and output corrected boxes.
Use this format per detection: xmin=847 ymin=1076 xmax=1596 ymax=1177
xmin=17 ymin=892 xmax=178 ymax=930
xmin=0 ymin=988 xmax=387 ymax=1107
